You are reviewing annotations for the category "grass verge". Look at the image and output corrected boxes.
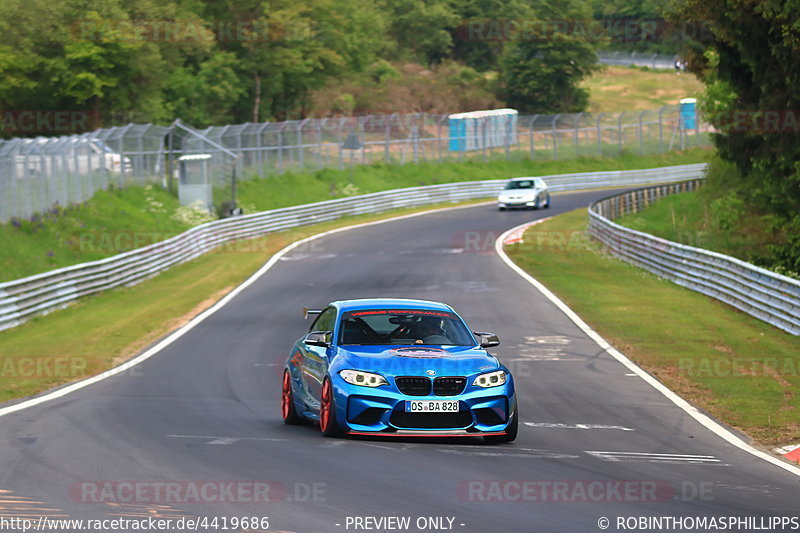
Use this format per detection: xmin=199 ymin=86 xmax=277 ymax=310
xmin=581 ymin=65 xmax=704 ymax=113
xmin=0 ymin=200 xmax=487 ymax=403
xmin=615 ymin=189 xmax=792 ymax=278
xmin=234 ymin=149 xmax=711 ymax=211
xmin=506 ymin=209 xmax=800 ymax=447
xmin=0 ymin=148 xmax=711 ymax=283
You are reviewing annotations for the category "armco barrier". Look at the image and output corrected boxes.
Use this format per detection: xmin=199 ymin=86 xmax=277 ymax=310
xmin=0 ymin=164 xmax=706 ymax=332
xmin=588 ymin=181 xmax=800 ymax=335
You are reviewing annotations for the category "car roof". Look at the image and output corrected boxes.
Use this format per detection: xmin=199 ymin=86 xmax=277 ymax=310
xmin=508 ymin=176 xmax=542 ymax=181
xmin=330 ymin=298 xmax=455 ymax=313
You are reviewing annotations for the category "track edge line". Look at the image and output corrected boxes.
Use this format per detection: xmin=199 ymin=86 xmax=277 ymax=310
xmin=0 ymin=200 xmax=493 ymax=418
xmin=494 ymin=219 xmax=800 ymax=478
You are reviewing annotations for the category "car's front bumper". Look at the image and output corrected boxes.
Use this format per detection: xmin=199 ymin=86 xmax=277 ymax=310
xmin=333 ymin=380 xmax=516 ymax=436
xmin=498 ymin=201 xmax=535 ymax=209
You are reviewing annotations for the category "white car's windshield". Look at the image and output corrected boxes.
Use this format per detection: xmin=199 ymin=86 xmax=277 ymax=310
xmin=504 ymin=179 xmax=543 ymax=190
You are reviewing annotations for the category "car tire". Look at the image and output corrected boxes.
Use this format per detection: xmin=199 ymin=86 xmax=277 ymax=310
xmin=281 ymin=370 xmax=304 ymax=425
xmin=320 ymin=378 xmax=344 ymax=437
xmin=498 ymin=206 xmax=506 ymax=211
xmin=544 ymin=194 xmax=551 ymax=209
xmin=484 ymin=403 xmax=518 ymax=444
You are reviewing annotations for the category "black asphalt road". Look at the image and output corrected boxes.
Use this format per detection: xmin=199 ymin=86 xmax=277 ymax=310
xmin=0 ymin=189 xmax=797 ymax=533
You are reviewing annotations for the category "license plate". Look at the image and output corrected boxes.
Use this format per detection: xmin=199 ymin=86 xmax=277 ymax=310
xmin=405 ymin=400 xmax=460 ymax=413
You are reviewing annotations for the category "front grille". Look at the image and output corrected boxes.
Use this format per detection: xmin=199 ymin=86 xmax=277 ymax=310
xmin=395 ymin=376 xmax=431 ymax=396
xmin=390 ymin=411 xmax=473 ymax=429
xmin=433 ymin=377 xmax=466 ymax=396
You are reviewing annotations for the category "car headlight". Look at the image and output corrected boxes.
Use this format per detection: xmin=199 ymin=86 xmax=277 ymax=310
xmin=474 ymin=370 xmax=507 ymax=388
xmin=339 ymin=369 xmax=388 ymax=387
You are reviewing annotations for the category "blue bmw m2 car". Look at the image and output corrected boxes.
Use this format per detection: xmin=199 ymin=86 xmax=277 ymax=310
xmin=281 ymin=298 xmax=517 ymax=443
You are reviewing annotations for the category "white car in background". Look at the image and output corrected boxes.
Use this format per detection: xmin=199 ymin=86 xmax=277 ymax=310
xmin=497 ymin=177 xmax=550 ymax=210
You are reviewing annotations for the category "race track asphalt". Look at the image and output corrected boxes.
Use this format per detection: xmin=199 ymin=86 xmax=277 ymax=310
xmin=0 ymin=189 xmax=797 ymax=533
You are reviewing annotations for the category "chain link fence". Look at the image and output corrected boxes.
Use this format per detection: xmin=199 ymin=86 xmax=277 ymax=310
xmin=0 ymin=125 xmax=169 ymax=221
xmin=0 ymin=106 xmax=710 ymax=223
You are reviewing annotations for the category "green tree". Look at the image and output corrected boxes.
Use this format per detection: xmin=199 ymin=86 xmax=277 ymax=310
xmin=0 ymin=0 xmax=168 ymax=127
xmin=205 ymin=0 xmax=387 ymax=121
xmin=379 ymin=0 xmax=460 ymax=64
xmin=669 ymin=0 xmax=800 ymax=270
xmin=497 ymin=0 xmax=598 ymax=113
xmin=450 ymin=0 xmax=537 ymax=71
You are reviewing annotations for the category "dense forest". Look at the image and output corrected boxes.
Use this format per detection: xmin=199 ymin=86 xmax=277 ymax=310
xmin=1 ymin=0 xmax=798 ymax=269
xmin=0 ymin=0 xmax=676 ymax=128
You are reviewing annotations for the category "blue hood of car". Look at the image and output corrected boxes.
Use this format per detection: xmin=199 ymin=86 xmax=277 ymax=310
xmin=332 ymin=345 xmax=501 ymax=377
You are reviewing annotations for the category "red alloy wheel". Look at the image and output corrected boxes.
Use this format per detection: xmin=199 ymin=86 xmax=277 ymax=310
xmin=320 ymin=380 xmax=332 ymax=432
xmin=281 ymin=371 xmax=292 ymax=420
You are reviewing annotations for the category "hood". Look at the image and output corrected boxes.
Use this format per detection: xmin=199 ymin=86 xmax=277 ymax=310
xmin=332 ymin=345 xmax=500 ymax=377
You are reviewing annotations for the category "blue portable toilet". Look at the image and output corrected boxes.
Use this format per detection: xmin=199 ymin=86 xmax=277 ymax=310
xmin=448 ymin=115 xmax=467 ymax=151
xmin=448 ymin=109 xmax=518 ymax=151
xmin=680 ymin=98 xmax=697 ymax=130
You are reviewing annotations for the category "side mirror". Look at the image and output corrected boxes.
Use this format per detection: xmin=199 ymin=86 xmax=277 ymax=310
xmin=474 ymin=331 xmax=500 ymax=348
xmin=305 ymin=331 xmax=331 ymax=347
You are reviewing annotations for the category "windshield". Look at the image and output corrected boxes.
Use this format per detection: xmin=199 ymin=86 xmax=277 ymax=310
xmin=504 ymin=179 xmax=543 ymax=190
xmin=338 ymin=309 xmax=476 ymax=346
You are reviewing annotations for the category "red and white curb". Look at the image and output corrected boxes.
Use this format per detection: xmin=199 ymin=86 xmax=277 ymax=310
xmin=502 ymin=217 xmax=552 ymax=245
xmin=775 ymin=445 xmax=800 ymax=463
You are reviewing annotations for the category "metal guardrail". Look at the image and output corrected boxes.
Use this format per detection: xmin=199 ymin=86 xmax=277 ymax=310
xmin=0 ymin=164 xmax=707 ymax=332
xmin=597 ymin=51 xmax=676 ymax=70
xmin=588 ymin=181 xmax=800 ymax=335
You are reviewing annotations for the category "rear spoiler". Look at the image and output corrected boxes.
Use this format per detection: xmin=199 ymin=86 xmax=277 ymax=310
xmin=303 ymin=307 xmax=323 ymax=320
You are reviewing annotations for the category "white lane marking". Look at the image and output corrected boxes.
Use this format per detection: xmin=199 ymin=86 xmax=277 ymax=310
xmin=527 ymin=335 xmax=570 ymax=345
xmin=280 ymin=253 xmax=338 ymax=261
xmin=207 ymin=437 xmax=239 ymax=445
xmin=433 ymin=248 xmax=465 ymax=254
xmin=437 ymin=448 xmax=580 ymax=459
xmin=167 ymin=434 xmax=287 ymax=444
xmin=505 ymin=334 xmax=578 ymax=361
xmin=0 ymin=201 xmax=492 ymax=418
xmin=586 ymin=451 xmax=723 ymax=464
xmin=504 ymin=357 xmax=585 ymax=362
xmin=494 ymin=224 xmax=800 ymax=478
xmin=524 ymin=422 xmax=635 ymax=431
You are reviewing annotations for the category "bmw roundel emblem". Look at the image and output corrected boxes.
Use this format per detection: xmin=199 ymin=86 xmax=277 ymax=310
xmin=426 ymin=369 xmax=436 ymax=376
